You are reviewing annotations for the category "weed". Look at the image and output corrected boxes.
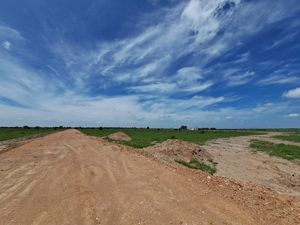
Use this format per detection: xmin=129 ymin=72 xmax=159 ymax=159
xmin=175 ymin=159 xmax=217 ymax=175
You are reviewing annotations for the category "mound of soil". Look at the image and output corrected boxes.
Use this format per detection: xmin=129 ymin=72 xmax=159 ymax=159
xmin=142 ymin=139 xmax=211 ymax=165
xmin=108 ymin=132 xmax=132 ymax=142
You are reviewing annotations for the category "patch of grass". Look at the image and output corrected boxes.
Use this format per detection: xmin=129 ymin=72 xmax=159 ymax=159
xmin=176 ymin=159 xmax=217 ymax=175
xmin=250 ymin=139 xmax=300 ymax=160
xmin=273 ymin=133 xmax=300 ymax=143
xmin=0 ymin=128 xmax=60 ymax=141
xmin=80 ymin=128 xmax=262 ymax=148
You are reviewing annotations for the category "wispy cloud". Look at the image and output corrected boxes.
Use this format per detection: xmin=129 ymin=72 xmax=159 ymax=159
xmin=224 ymin=70 xmax=255 ymax=87
xmin=258 ymin=75 xmax=300 ymax=85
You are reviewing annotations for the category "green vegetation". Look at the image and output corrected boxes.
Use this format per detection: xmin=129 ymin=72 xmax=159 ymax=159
xmin=250 ymin=139 xmax=300 ymax=160
xmin=208 ymin=158 xmax=218 ymax=166
xmin=0 ymin=128 xmax=60 ymax=141
xmin=273 ymin=133 xmax=300 ymax=143
xmin=175 ymin=159 xmax=217 ymax=175
xmin=80 ymin=128 xmax=262 ymax=148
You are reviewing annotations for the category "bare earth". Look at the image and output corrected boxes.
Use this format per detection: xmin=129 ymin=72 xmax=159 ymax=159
xmin=108 ymin=132 xmax=132 ymax=141
xmin=202 ymin=133 xmax=300 ymax=197
xmin=0 ymin=130 xmax=300 ymax=225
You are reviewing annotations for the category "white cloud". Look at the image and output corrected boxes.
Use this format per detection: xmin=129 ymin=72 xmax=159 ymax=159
xmin=49 ymin=0 xmax=297 ymax=96
xmin=285 ymin=113 xmax=299 ymax=118
xmin=129 ymin=82 xmax=177 ymax=94
xmin=258 ymin=75 xmax=300 ymax=85
xmin=0 ymin=23 xmax=24 ymax=41
xmin=283 ymin=87 xmax=300 ymax=99
xmin=2 ymin=41 xmax=11 ymax=50
xmin=224 ymin=70 xmax=255 ymax=86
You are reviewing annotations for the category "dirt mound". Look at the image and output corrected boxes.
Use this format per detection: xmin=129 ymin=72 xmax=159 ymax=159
xmin=143 ymin=139 xmax=211 ymax=164
xmin=108 ymin=132 xmax=132 ymax=141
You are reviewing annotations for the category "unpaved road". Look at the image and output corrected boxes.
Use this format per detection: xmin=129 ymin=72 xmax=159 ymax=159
xmin=0 ymin=130 xmax=299 ymax=225
xmin=202 ymin=133 xmax=300 ymax=197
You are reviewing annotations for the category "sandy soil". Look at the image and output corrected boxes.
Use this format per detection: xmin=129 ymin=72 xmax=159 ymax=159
xmin=108 ymin=132 xmax=132 ymax=141
xmin=0 ymin=133 xmax=50 ymax=154
xmin=143 ymin=139 xmax=212 ymax=165
xmin=201 ymin=133 xmax=300 ymax=197
xmin=0 ymin=130 xmax=299 ymax=225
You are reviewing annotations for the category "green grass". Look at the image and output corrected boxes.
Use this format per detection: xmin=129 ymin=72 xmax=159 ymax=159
xmin=176 ymin=159 xmax=217 ymax=175
xmin=80 ymin=128 xmax=262 ymax=148
xmin=273 ymin=133 xmax=300 ymax=143
xmin=0 ymin=128 xmax=60 ymax=141
xmin=250 ymin=139 xmax=300 ymax=160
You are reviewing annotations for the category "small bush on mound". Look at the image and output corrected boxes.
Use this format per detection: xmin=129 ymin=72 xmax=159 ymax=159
xmin=176 ymin=159 xmax=216 ymax=175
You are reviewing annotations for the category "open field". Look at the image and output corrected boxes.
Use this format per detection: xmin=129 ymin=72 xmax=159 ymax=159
xmin=0 ymin=129 xmax=299 ymax=225
xmin=273 ymin=132 xmax=300 ymax=143
xmin=80 ymin=128 xmax=262 ymax=148
xmin=0 ymin=128 xmax=60 ymax=141
xmin=250 ymin=139 xmax=300 ymax=160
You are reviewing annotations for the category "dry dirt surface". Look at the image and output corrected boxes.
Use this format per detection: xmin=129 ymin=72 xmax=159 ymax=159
xmin=0 ymin=130 xmax=300 ymax=225
xmin=201 ymin=133 xmax=300 ymax=197
xmin=143 ymin=139 xmax=212 ymax=165
xmin=108 ymin=131 xmax=132 ymax=141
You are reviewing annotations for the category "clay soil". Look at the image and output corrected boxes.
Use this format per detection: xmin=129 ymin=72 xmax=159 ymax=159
xmin=0 ymin=130 xmax=299 ymax=225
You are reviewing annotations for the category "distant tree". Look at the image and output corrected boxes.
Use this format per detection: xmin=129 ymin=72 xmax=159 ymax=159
xmin=35 ymin=126 xmax=40 ymax=130
xmin=180 ymin=125 xmax=187 ymax=130
xmin=23 ymin=125 xmax=30 ymax=129
xmin=59 ymin=126 xmax=63 ymax=129
xmin=146 ymin=126 xmax=150 ymax=129
xmin=99 ymin=127 xmax=103 ymax=130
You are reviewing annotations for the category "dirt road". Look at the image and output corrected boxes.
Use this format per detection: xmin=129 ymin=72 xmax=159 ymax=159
xmin=0 ymin=130 xmax=299 ymax=225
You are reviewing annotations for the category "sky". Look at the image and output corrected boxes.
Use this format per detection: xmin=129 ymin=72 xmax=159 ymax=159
xmin=0 ymin=0 xmax=300 ymax=128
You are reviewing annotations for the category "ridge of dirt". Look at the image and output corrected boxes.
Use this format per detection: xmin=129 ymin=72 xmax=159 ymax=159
xmin=0 ymin=132 xmax=57 ymax=154
xmin=142 ymin=139 xmax=212 ymax=165
xmin=0 ymin=129 xmax=299 ymax=225
xmin=107 ymin=131 xmax=132 ymax=141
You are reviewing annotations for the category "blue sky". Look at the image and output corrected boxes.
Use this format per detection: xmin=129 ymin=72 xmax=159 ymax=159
xmin=0 ymin=0 xmax=300 ymax=128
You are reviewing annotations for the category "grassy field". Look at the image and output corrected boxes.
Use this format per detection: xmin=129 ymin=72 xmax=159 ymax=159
xmin=80 ymin=128 xmax=262 ymax=148
xmin=250 ymin=139 xmax=300 ymax=160
xmin=273 ymin=133 xmax=300 ymax=143
xmin=0 ymin=128 xmax=60 ymax=141
xmin=176 ymin=160 xmax=217 ymax=175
